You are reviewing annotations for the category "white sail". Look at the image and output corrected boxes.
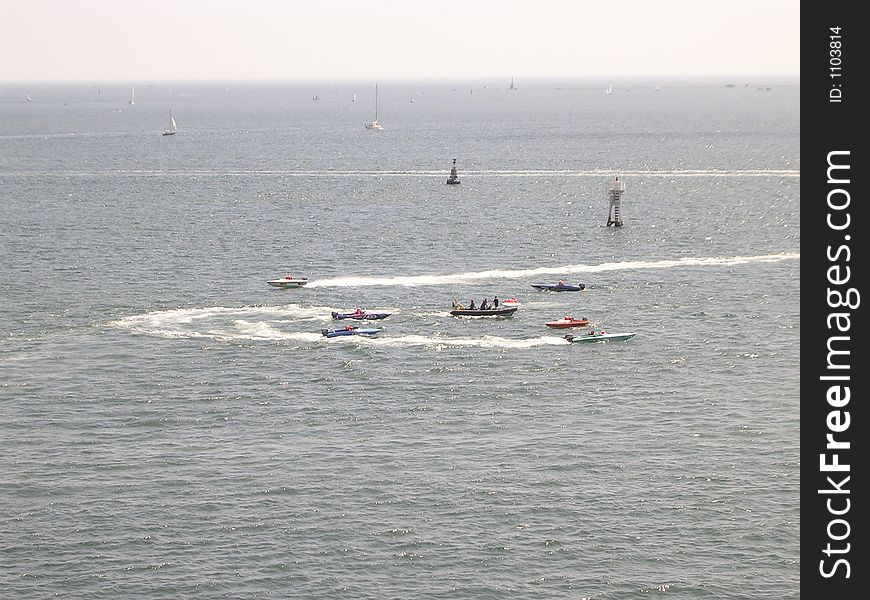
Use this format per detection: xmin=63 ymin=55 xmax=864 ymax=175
xmin=163 ymin=111 xmax=177 ymax=135
xmin=129 ymin=85 xmax=135 ymax=104
xmin=605 ymin=82 xmax=613 ymax=95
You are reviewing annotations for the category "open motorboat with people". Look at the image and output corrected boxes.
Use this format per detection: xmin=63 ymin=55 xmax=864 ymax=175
xmin=450 ymin=306 xmax=517 ymax=317
xmin=564 ymin=331 xmax=636 ymax=343
xmin=531 ymin=281 xmax=585 ymax=292
xmin=332 ymin=309 xmax=391 ymax=321
xmin=450 ymin=298 xmax=516 ymax=317
xmin=267 ymin=275 xmax=309 ymax=288
xmin=545 ymin=316 xmax=589 ymax=329
xmin=322 ymin=325 xmax=381 ymax=338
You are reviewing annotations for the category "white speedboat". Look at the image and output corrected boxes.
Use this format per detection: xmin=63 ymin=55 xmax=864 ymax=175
xmin=267 ymin=275 xmax=309 ymax=288
xmin=564 ymin=331 xmax=636 ymax=343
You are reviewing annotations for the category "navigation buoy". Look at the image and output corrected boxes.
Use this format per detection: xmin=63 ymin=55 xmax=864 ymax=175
xmin=446 ymin=158 xmax=461 ymax=185
xmin=606 ymin=175 xmax=625 ymax=227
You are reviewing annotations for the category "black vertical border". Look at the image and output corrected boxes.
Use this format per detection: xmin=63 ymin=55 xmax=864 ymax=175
xmin=803 ymin=3 xmax=865 ymax=597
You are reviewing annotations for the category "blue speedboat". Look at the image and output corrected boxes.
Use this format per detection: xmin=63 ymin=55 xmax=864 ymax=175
xmin=322 ymin=326 xmax=381 ymax=338
xmin=531 ymin=281 xmax=585 ymax=292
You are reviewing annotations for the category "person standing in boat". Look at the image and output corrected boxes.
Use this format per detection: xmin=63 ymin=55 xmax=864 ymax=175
xmin=480 ymin=298 xmax=489 ymax=310
xmin=493 ymin=296 xmax=499 ymax=308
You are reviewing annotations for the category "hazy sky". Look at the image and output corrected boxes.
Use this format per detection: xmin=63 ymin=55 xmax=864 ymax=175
xmin=0 ymin=0 xmax=799 ymax=81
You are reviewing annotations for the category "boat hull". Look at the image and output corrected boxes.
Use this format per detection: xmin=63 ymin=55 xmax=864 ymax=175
xmin=450 ymin=307 xmax=517 ymax=317
xmin=564 ymin=332 xmax=636 ymax=343
xmin=531 ymin=283 xmax=585 ymax=292
xmin=545 ymin=319 xmax=589 ymax=328
xmin=267 ymin=278 xmax=309 ymax=288
xmin=332 ymin=311 xmax=391 ymax=320
xmin=322 ymin=328 xmax=380 ymax=338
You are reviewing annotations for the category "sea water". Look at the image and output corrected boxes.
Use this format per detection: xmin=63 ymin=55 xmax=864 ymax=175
xmin=0 ymin=79 xmax=799 ymax=599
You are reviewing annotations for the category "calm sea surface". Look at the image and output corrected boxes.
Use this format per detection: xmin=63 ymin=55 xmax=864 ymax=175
xmin=1 ymin=80 xmax=799 ymax=599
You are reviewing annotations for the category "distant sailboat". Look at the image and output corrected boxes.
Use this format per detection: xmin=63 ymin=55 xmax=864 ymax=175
xmin=605 ymin=82 xmax=613 ymax=95
xmin=162 ymin=111 xmax=177 ymax=136
xmin=129 ymin=85 xmax=136 ymax=104
xmin=509 ymin=77 xmax=517 ymax=90
xmin=365 ymin=84 xmax=383 ymax=130
xmin=352 ymin=93 xmax=357 ymax=103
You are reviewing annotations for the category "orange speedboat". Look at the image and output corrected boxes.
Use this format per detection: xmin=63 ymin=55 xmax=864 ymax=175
xmin=545 ymin=316 xmax=589 ymax=329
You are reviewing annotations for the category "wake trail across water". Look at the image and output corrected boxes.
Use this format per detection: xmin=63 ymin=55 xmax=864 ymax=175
xmin=109 ymin=305 xmax=570 ymax=348
xmin=307 ymin=252 xmax=799 ymax=288
xmin=367 ymin=335 xmax=569 ymax=349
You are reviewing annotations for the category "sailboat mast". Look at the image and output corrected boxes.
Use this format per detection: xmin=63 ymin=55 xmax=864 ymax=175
xmin=375 ymin=84 xmax=379 ymax=121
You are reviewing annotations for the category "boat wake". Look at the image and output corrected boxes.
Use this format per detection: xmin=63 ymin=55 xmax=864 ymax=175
xmin=307 ymin=252 xmax=799 ymax=288
xmin=108 ymin=305 xmax=570 ymax=348
xmin=109 ymin=304 xmax=333 ymax=341
xmin=367 ymin=335 xmax=569 ymax=349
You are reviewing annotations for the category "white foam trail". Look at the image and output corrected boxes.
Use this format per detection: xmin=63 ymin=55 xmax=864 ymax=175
xmin=308 ymin=253 xmax=799 ymax=288
xmin=366 ymin=335 xmax=570 ymax=349
xmin=109 ymin=304 xmax=335 ymax=340
xmin=212 ymin=329 xmax=324 ymax=343
xmin=108 ymin=305 xmax=571 ymax=348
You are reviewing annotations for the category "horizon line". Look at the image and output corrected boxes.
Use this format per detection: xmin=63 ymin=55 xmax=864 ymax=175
xmin=1 ymin=74 xmax=801 ymax=85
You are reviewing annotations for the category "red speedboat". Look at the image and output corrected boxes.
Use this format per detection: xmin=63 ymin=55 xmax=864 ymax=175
xmin=545 ymin=316 xmax=589 ymax=329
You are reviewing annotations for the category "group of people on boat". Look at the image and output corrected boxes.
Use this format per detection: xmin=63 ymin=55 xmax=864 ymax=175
xmin=452 ymin=296 xmax=500 ymax=311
